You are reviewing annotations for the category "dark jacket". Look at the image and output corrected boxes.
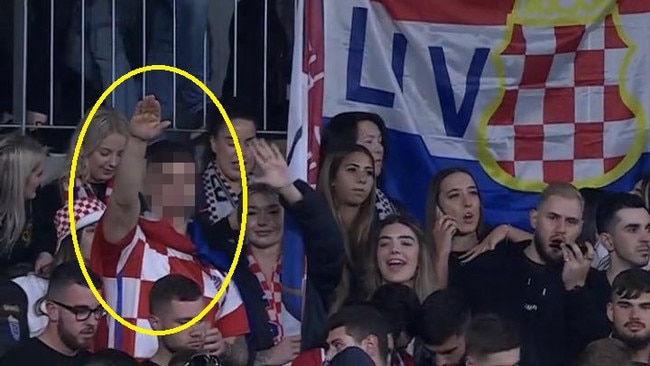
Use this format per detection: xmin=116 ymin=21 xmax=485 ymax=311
xmin=450 ymin=241 xmax=610 ymax=366
xmin=0 ymin=183 xmax=60 ymax=277
xmin=197 ymin=180 xmax=345 ymax=363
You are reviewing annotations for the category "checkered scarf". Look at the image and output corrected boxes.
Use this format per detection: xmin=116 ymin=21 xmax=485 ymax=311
xmin=59 ymin=177 xmax=113 ymax=204
xmin=53 ymin=197 xmax=106 ymax=252
xmin=201 ymin=161 xmax=241 ymax=224
xmin=376 ymin=188 xmax=396 ymax=220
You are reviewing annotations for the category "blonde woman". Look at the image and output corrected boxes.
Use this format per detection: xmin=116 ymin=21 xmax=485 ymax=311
xmin=317 ymin=144 xmax=377 ymax=312
xmin=59 ymin=106 xmax=130 ymax=202
xmin=43 ymin=106 xmax=148 ymax=213
xmin=0 ymin=133 xmax=52 ymax=275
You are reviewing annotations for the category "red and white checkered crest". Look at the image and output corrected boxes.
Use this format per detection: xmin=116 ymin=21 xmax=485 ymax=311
xmin=486 ymin=14 xmax=637 ymax=186
xmin=54 ymin=197 xmax=107 ymax=250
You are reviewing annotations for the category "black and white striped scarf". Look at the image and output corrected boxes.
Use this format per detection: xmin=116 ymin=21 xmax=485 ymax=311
xmin=201 ymin=161 xmax=241 ymax=224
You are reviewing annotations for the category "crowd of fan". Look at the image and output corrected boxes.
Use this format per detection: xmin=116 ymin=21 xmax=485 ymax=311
xmin=0 ymin=96 xmax=649 ymax=366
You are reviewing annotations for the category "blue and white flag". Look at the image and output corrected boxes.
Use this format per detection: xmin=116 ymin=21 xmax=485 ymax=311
xmin=287 ymin=0 xmax=650 ymax=229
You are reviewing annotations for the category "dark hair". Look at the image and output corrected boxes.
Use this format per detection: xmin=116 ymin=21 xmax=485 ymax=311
xmin=465 ymin=314 xmax=520 ymax=359
xmin=576 ymin=338 xmax=632 ymax=366
xmin=611 ymin=268 xmax=650 ymax=300
xmin=578 ymin=188 xmax=609 ymax=245
xmin=425 ymin=168 xmax=484 ymax=246
xmin=206 ymin=97 xmax=257 ymax=138
xmin=370 ymin=283 xmax=420 ymax=340
xmin=149 ymin=274 xmax=203 ymax=315
xmin=635 ymin=176 xmax=650 ymax=208
xmin=47 ymin=262 xmax=102 ymax=298
xmin=419 ymin=289 xmax=471 ymax=346
xmin=596 ymin=193 xmax=648 ymax=235
xmin=83 ymin=348 xmax=138 ymax=366
xmin=327 ymin=304 xmax=391 ymax=361
xmin=145 ymin=140 xmax=195 ymax=166
xmin=319 ymin=112 xmax=388 ymax=169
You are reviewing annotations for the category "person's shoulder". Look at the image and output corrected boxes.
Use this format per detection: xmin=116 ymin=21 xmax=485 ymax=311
xmin=0 ymin=337 xmax=40 ymax=361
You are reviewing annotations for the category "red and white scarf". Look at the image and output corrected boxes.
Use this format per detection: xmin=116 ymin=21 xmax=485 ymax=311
xmin=247 ymin=249 xmax=284 ymax=345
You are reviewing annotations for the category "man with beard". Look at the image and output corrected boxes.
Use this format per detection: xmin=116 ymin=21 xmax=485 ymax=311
xmin=142 ymin=274 xmax=228 ymax=366
xmin=608 ymin=268 xmax=650 ymax=366
xmin=449 ymin=183 xmax=610 ymax=366
xmin=0 ymin=262 xmax=104 ymax=365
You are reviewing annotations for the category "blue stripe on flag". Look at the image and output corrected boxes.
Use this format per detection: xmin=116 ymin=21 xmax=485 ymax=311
xmin=382 ymin=128 xmax=650 ymax=231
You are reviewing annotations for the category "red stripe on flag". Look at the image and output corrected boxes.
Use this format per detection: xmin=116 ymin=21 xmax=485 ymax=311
xmin=304 ymin=0 xmax=325 ymax=185
xmin=619 ymin=0 xmax=650 ymax=14
xmin=371 ymin=0 xmax=515 ymax=26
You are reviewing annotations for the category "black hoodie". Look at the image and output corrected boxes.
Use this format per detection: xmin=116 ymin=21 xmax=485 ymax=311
xmin=449 ymin=240 xmax=610 ymax=366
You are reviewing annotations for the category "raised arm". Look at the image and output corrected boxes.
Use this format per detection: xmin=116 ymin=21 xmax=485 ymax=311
xmin=252 ymin=139 xmax=345 ymax=298
xmin=102 ymin=96 xmax=170 ymax=244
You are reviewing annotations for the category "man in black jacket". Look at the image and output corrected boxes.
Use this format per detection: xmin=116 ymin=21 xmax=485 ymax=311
xmin=450 ymin=183 xmax=610 ymax=366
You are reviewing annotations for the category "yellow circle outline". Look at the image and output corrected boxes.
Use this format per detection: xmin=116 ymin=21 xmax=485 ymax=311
xmin=67 ymin=64 xmax=248 ymax=336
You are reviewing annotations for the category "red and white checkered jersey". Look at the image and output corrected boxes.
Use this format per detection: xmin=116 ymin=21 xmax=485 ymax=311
xmin=90 ymin=215 xmax=249 ymax=359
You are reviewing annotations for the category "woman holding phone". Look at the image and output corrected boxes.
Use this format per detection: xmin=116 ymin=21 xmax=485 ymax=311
xmin=424 ymin=168 xmax=532 ymax=288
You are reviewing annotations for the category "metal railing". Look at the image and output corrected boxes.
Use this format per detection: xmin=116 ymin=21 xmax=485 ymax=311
xmin=7 ymin=0 xmax=289 ymax=139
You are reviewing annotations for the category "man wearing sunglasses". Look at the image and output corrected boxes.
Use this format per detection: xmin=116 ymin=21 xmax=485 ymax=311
xmin=0 ymin=262 xmax=104 ymax=365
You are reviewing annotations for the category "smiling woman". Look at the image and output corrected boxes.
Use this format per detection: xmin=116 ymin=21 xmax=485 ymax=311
xmin=365 ymin=214 xmax=436 ymax=301
xmin=38 ymin=105 xmax=149 ymax=215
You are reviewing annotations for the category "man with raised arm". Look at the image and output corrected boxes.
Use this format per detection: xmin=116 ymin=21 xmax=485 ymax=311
xmin=90 ymin=96 xmax=249 ymax=364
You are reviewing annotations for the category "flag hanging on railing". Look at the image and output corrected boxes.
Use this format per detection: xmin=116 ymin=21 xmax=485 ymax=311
xmin=287 ymin=0 xmax=650 ymax=230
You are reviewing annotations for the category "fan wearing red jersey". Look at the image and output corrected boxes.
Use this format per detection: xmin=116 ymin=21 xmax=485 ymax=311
xmin=90 ymin=96 xmax=249 ymax=364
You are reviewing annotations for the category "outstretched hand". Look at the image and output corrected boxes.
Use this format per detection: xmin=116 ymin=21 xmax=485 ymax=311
xmin=251 ymin=139 xmax=292 ymax=189
xmin=129 ymin=95 xmax=171 ymax=141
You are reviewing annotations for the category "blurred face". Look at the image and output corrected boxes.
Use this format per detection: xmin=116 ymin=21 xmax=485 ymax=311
xmin=86 ymin=133 xmax=127 ymax=183
xmin=356 ymin=120 xmax=384 ymax=176
xmin=608 ymin=293 xmax=650 ymax=350
xmin=377 ymin=223 xmax=419 ymax=286
xmin=25 ymin=158 xmax=44 ymax=199
xmin=146 ymin=161 xmax=196 ymax=219
xmin=530 ymin=195 xmax=583 ymax=264
xmin=467 ymin=348 xmax=520 ymax=366
xmin=247 ymin=191 xmax=284 ymax=249
xmin=326 ymin=326 xmax=377 ymax=362
xmin=332 ymin=152 xmax=374 ymax=206
xmin=48 ymin=284 xmax=102 ymax=351
xmin=438 ymin=172 xmax=480 ymax=235
xmin=425 ymin=334 xmax=466 ymax=366
xmin=150 ymin=299 xmax=208 ymax=353
xmin=210 ymin=118 xmax=257 ymax=181
xmin=602 ymin=208 xmax=650 ymax=268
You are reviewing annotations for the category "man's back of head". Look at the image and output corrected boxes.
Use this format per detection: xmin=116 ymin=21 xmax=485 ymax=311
xmin=418 ymin=289 xmax=470 ymax=366
xmin=464 ymin=314 xmax=520 ymax=366
xmin=326 ymin=304 xmax=391 ymax=366
xmin=576 ymin=338 xmax=632 ymax=366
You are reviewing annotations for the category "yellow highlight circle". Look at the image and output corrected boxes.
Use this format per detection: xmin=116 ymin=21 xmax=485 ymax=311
xmin=67 ymin=64 xmax=248 ymax=337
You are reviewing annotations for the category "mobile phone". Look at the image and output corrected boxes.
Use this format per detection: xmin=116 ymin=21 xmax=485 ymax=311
xmin=575 ymin=241 xmax=589 ymax=255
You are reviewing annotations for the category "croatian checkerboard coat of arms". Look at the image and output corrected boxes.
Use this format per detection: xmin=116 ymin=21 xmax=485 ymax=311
xmin=478 ymin=0 xmax=647 ymax=192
